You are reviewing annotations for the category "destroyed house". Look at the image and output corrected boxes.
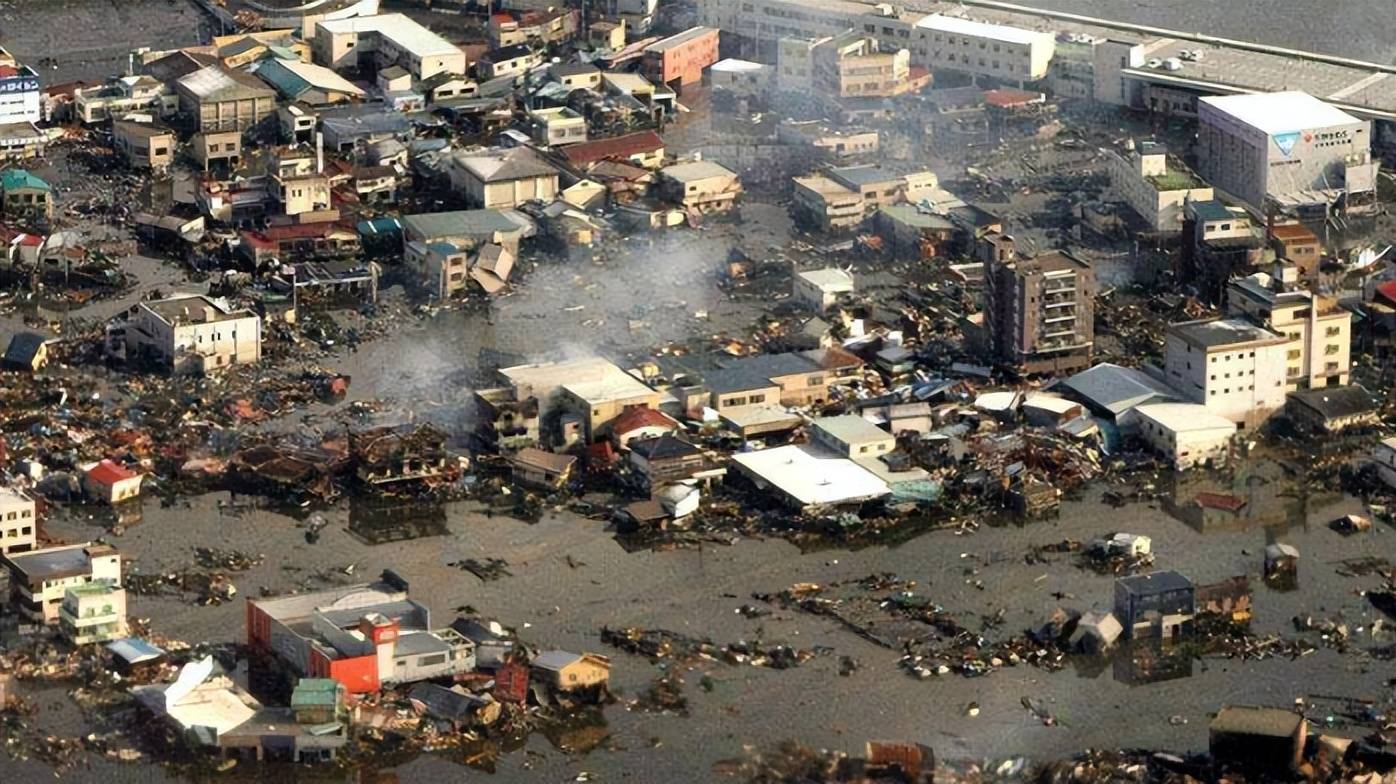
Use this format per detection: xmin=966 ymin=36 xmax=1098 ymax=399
xmin=560 ymin=130 xmax=666 ymax=171
xmin=510 ymin=448 xmax=576 ymax=491
xmin=499 ymin=358 xmax=662 ymax=443
xmin=1285 ymin=385 xmax=1379 ymax=433
xmin=349 ymin=425 xmax=451 ymax=485
xmin=474 ymin=387 xmax=542 ymax=452
xmin=273 ymin=260 xmax=381 ymax=309
xmin=1210 ymin=706 xmax=1307 ymax=775
xmin=531 ymin=650 xmax=610 ymax=692
xmin=1113 ymin=570 xmax=1195 ymax=640
xmin=627 ymin=434 xmax=713 ymax=488
xmin=246 ymin=572 xmax=476 ymax=694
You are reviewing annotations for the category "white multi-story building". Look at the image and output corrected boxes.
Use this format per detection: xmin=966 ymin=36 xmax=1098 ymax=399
xmin=0 ymin=55 xmax=42 ymax=125
xmin=1197 ymin=91 xmax=1377 ymax=210
xmin=2 ymin=542 xmax=122 ymax=624
xmin=314 ymin=13 xmax=467 ymax=82
xmin=1163 ymin=317 xmax=1288 ymax=430
xmin=912 ymin=15 xmax=1055 ymax=83
xmin=74 ymin=75 xmax=177 ymax=125
xmin=1106 ymin=140 xmax=1214 ymax=233
xmin=115 ymin=294 xmax=263 ymax=375
xmin=0 ymin=488 xmax=36 ymax=555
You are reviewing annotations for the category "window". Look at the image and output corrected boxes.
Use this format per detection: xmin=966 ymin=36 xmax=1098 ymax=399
xmin=417 ymin=654 xmax=447 ymax=667
xmin=1326 ymin=326 xmax=1341 ymax=337
xmin=859 ymin=445 xmax=869 ymax=454
xmin=749 ymin=394 xmax=765 ymax=404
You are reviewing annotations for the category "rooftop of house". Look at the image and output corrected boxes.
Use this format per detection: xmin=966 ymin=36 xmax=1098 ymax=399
xmin=561 ymin=131 xmax=665 ymax=167
xmin=511 ymin=447 xmax=576 ymax=475
xmin=0 ymin=169 xmax=50 ymax=192
xmin=1210 ymin=705 xmax=1306 ymax=738
xmin=629 ymin=434 xmax=703 ymax=461
xmin=454 ymin=147 xmax=559 ymax=183
xmin=4 ymin=543 xmax=117 ymax=582
xmin=1287 ymin=385 xmax=1376 ymax=419
xmin=731 ymin=444 xmax=890 ymax=507
xmin=318 ymin=13 xmax=462 ymax=60
xmin=402 ymin=208 xmax=531 ymax=240
xmin=1134 ymin=402 xmax=1238 ymax=433
xmin=797 ymin=267 xmax=855 ymax=291
xmin=178 ymin=64 xmax=276 ymax=102
xmin=704 ymin=352 xmax=821 ymax=395
xmin=812 ymin=414 xmax=893 ymax=445
xmin=661 ymin=160 xmax=736 ymax=183
xmin=1116 ymin=569 xmax=1193 ymax=596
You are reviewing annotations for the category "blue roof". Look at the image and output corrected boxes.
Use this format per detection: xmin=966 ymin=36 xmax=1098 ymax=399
xmin=1 ymin=169 xmax=50 ymax=192
xmin=357 ymin=217 xmax=403 ymax=236
xmin=106 ymin=637 xmax=166 ymax=664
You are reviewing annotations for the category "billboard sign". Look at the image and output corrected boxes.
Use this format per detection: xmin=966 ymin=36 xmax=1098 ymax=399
xmin=1272 ymin=131 xmax=1300 ymax=157
xmin=0 ymin=75 xmax=39 ymax=95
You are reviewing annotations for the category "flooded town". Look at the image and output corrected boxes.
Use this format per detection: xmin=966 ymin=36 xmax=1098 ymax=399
xmin=0 ymin=0 xmax=1395 ymax=782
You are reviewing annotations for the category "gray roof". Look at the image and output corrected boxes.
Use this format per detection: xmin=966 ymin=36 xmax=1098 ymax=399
xmin=813 ymin=415 xmax=891 ymax=445
xmin=1211 ymin=706 xmax=1305 ymax=738
xmin=1189 ymin=199 xmax=1235 ymax=222
xmin=532 ymin=650 xmax=582 ymax=671
xmin=1170 ymin=318 xmax=1284 ymax=349
xmin=1116 ymin=570 xmax=1193 ymax=596
xmin=829 ymin=164 xmax=899 ymax=189
xmin=705 ymin=353 xmax=818 ymax=395
xmin=178 ymin=65 xmax=275 ymax=102
xmin=5 ymin=545 xmax=106 ymax=581
xmin=393 ymin=631 xmax=453 ymax=657
xmin=401 ymin=209 xmax=528 ymax=241
xmin=1287 ymin=385 xmax=1376 ymax=419
xmin=1057 ymin=363 xmax=1176 ymax=416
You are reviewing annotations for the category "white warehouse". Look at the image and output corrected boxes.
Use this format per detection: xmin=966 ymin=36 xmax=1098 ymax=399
xmin=1134 ymin=403 xmax=1236 ymax=469
xmin=912 ymin=15 xmax=1056 ymax=83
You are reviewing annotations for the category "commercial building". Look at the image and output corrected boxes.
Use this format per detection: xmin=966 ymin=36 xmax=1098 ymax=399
xmin=247 ymin=571 xmax=475 ymax=694
xmin=111 ymin=120 xmax=177 ymax=171
xmin=985 ymin=250 xmax=1096 ymax=375
xmin=176 ymin=65 xmax=278 ymax=132
xmin=447 ymin=147 xmax=560 ymax=209
xmin=116 ymin=294 xmax=263 ymax=375
xmin=59 ymin=581 xmax=127 ymax=646
xmin=2 ymin=542 xmax=122 ymax=624
xmin=729 ymin=444 xmax=889 ymax=512
xmin=642 ymin=26 xmax=720 ymax=88
xmin=1133 ymin=403 xmax=1237 ymax=469
xmin=314 ymin=13 xmax=467 ymax=81
xmin=1163 ymin=318 xmax=1288 ymax=430
xmin=0 ymin=55 xmax=42 ymax=125
xmin=1225 ymin=267 xmax=1351 ymax=392
xmin=1197 ymin=91 xmax=1376 ymax=211
xmin=911 ymin=15 xmax=1056 ymax=84
xmin=1105 ymin=140 xmax=1213 ymax=233
xmin=0 ymin=489 xmax=36 ymax=555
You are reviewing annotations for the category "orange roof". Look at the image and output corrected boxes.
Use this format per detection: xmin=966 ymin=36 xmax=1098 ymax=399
xmin=613 ymin=407 xmax=676 ymax=436
xmin=1269 ymin=223 xmax=1318 ymax=243
xmin=1194 ymin=491 xmax=1245 ymax=512
xmin=563 ymin=131 xmax=665 ymax=167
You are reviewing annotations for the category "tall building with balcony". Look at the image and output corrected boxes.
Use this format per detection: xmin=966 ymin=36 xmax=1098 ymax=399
xmin=985 ymin=250 xmax=1096 ymax=375
xmin=1226 ymin=265 xmax=1351 ymax=392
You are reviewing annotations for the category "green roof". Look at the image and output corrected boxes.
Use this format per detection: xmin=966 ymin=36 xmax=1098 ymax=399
xmin=291 ymin=678 xmax=341 ymax=707
xmin=1 ymin=169 xmax=50 ymax=193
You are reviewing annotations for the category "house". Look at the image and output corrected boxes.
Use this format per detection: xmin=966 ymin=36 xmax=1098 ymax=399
xmin=291 ymin=679 xmax=347 ymax=728
xmin=409 ymin=683 xmax=499 ymax=729
xmin=474 ymin=388 xmax=541 ymax=453
xmin=560 ymin=130 xmax=666 ymax=171
xmin=793 ymin=267 xmax=855 ymax=311
xmin=82 ymin=459 xmax=144 ymax=504
xmin=627 ymin=435 xmax=715 ymax=490
xmin=3 ymin=332 xmax=50 ymax=372
xmin=1285 ymin=385 xmax=1378 ymax=433
xmin=530 ymin=650 xmax=611 ymax=692
xmin=611 ymin=406 xmax=680 ymax=450
xmin=1196 ymin=575 xmax=1252 ymax=622
xmin=418 ymin=72 xmax=477 ymax=104
xmin=176 ymin=65 xmax=277 ymax=132
xmin=106 ymin=638 xmax=167 ymax=676
xmin=1210 ymin=706 xmax=1307 ymax=776
xmin=658 ymin=160 xmax=741 ymax=213
xmin=729 ymin=444 xmax=889 ymax=512
xmin=2 ymin=542 xmax=122 ymax=623
xmin=0 ymin=489 xmax=37 ymax=555
xmin=449 ymin=618 xmax=517 ymax=671
xmin=190 ymin=130 xmax=242 ymax=171
xmin=348 ymin=424 xmax=453 ymax=486
xmin=476 ymin=44 xmax=541 ymax=81
xmin=1133 ymin=403 xmax=1237 ymax=469
xmin=112 ymin=294 xmax=262 ymax=375
xmin=1269 ymin=223 xmax=1322 ymax=279
xmin=254 ymin=58 xmax=366 ymax=106
xmin=74 ymin=75 xmax=176 ymax=125
xmin=528 ymin=106 xmax=587 ymax=147
xmin=246 ymin=571 xmax=477 ymax=694
xmin=0 ymin=169 xmax=52 ymax=222
xmin=510 ymin=448 xmax=576 ymax=491
xmin=59 ymin=581 xmax=127 ymax=645
xmin=589 ymin=19 xmax=626 ymax=50
xmin=641 ymin=26 xmax=720 ymax=88
xmin=1068 ymin=610 xmax=1123 ymax=653
xmin=448 ymin=147 xmax=560 ymax=209
xmin=703 ymin=350 xmax=860 ymax=414
xmin=401 ymin=209 xmax=533 ymax=255
xmin=1163 ymin=318 xmax=1289 ymax=430
xmin=111 ymin=120 xmax=176 ymax=171
xmin=810 ymin=415 xmax=894 ymax=459
xmin=550 ymin=62 xmax=602 ymax=91
xmin=1113 ymin=570 xmax=1195 ymax=640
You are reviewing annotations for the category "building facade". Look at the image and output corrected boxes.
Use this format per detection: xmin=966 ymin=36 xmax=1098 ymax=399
xmin=642 ymin=26 xmax=721 ymax=88
xmin=1226 ymin=269 xmax=1351 ymax=392
xmin=118 ymin=294 xmax=263 ymax=375
xmin=1163 ymin=318 xmax=1288 ymax=430
xmin=0 ymin=489 xmax=36 ymax=555
xmin=3 ymin=543 xmax=122 ymax=624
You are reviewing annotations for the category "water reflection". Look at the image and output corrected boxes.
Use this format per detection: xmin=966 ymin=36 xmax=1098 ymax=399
xmin=1162 ymin=456 xmax=1310 ymax=534
xmin=1110 ymin=640 xmax=1195 ymax=686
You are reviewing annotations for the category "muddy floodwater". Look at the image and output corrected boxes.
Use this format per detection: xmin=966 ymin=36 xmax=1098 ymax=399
xmin=23 ymin=475 xmax=1392 ymax=783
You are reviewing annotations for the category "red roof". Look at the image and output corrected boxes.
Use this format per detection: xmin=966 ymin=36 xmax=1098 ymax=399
xmin=563 ymin=131 xmax=665 ymax=167
xmin=984 ymin=88 xmax=1045 ymax=108
xmin=243 ymin=220 xmax=354 ymax=248
xmin=1376 ymin=280 xmax=1396 ymax=307
xmin=612 ymin=407 xmax=676 ymax=436
xmin=14 ymin=233 xmax=43 ymax=247
xmin=88 ymin=459 xmax=137 ymax=486
xmin=1194 ymin=491 xmax=1246 ymax=512
xmin=0 ymin=66 xmax=17 ymax=78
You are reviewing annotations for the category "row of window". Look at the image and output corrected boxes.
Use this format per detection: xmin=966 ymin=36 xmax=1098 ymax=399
xmin=3 ymin=525 xmax=33 ymax=538
xmin=3 ymin=509 xmax=32 ymax=520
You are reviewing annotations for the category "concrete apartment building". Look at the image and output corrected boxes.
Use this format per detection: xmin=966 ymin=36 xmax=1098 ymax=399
xmin=2 ymin=543 xmax=122 ymax=624
xmin=74 ymin=75 xmax=177 ymax=125
xmin=985 ymin=250 xmax=1096 ymax=375
xmin=1106 ymin=140 xmax=1213 ymax=233
xmin=60 ymin=581 xmax=127 ymax=646
xmin=810 ymin=32 xmax=916 ymax=98
xmin=177 ymin=65 xmax=278 ymax=132
xmin=314 ymin=13 xmax=467 ymax=81
xmin=911 ymin=15 xmax=1056 ymax=84
xmin=1163 ymin=318 xmax=1289 ymax=430
xmin=1226 ymin=266 xmax=1351 ymax=391
xmin=1197 ymin=91 xmax=1377 ymax=210
xmin=710 ymin=59 xmax=772 ymax=98
xmin=117 ymin=294 xmax=263 ymax=375
xmin=0 ymin=488 xmax=36 ymax=555
xmin=111 ymin=120 xmax=177 ymax=171
xmin=642 ymin=26 xmax=721 ymax=88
